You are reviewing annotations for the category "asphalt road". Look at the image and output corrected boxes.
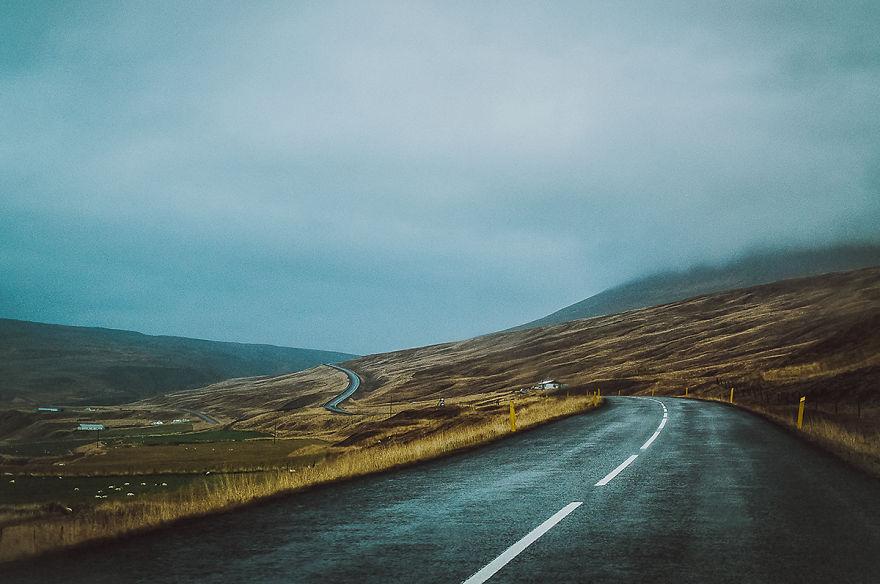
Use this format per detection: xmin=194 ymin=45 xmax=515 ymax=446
xmin=323 ymin=364 xmax=361 ymax=414
xmin=179 ymin=408 xmax=220 ymax=425
xmin=9 ymin=397 xmax=880 ymax=583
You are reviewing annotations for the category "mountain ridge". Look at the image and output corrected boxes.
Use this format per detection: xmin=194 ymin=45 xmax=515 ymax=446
xmin=513 ymin=242 xmax=880 ymax=331
xmin=0 ymin=318 xmax=357 ymax=405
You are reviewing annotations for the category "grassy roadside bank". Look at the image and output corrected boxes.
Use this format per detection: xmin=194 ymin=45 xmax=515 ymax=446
xmin=679 ymin=395 xmax=880 ymax=479
xmin=0 ymin=393 xmax=601 ymax=564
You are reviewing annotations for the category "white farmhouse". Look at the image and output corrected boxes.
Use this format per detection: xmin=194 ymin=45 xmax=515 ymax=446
xmin=533 ymin=379 xmax=562 ymax=391
xmin=77 ymin=423 xmax=105 ymax=431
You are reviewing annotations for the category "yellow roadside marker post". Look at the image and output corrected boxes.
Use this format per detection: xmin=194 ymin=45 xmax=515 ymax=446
xmin=685 ymin=387 xmax=689 ymax=397
xmin=797 ymin=396 xmax=806 ymax=430
xmin=509 ymin=400 xmax=517 ymax=432
xmin=651 ymin=387 xmax=655 ymax=397
xmin=729 ymin=388 xmax=735 ymax=403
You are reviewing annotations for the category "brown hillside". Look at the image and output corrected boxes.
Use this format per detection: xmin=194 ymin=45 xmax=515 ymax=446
xmin=346 ymin=267 xmax=880 ymax=407
xmin=150 ymin=267 xmax=879 ymax=446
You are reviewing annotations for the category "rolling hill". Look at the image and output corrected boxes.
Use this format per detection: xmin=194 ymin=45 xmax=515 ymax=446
xmin=4 ymin=266 xmax=877 ymax=479
xmin=340 ymin=266 xmax=880 ymax=409
xmin=151 ymin=267 xmax=879 ymax=459
xmin=513 ymin=242 xmax=880 ymax=330
xmin=0 ymin=319 xmax=357 ymax=405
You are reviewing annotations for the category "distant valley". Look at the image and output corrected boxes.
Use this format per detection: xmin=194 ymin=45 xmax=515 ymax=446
xmin=0 ymin=319 xmax=357 ymax=405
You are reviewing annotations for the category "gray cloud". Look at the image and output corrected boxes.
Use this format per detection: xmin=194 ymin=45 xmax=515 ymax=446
xmin=2 ymin=1 xmax=879 ymax=353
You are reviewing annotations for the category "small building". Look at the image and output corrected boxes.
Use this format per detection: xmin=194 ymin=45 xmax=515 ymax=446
xmin=77 ymin=423 xmax=105 ymax=431
xmin=36 ymin=406 xmax=62 ymax=413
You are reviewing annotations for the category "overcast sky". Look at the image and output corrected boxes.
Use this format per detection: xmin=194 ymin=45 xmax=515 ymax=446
xmin=2 ymin=1 xmax=879 ymax=354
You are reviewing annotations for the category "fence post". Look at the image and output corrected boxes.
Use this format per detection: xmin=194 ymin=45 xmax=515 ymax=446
xmin=797 ymin=396 xmax=806 ymax=430
xmin=729 ymin=388 xmax=734 ymax=404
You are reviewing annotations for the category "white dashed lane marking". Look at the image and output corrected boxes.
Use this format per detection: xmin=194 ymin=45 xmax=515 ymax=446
xmin=461 ymin=502 xmax=583 ymax=584
xmin=595 ymin=454 xmax=640 ymax=486
xmin=640 ymin=400 xmax=669 ymax=450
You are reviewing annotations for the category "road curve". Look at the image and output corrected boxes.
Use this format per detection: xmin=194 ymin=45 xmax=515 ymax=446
xmin=12 ymin=397 xmax=880 ymax=584
xmin=322 ymin=364 xmax=361 ymax=414
xmin=179 ymin=408 xmax=220 ymax=425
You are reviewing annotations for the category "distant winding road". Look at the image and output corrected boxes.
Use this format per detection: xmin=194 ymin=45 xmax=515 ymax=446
xmin=179 ymin=409 xmax=220 ymax=425
xmin=13 ymin=396 xmax=880 ymax=584
xmin=322 ymin=364 xmax=361 ymax=414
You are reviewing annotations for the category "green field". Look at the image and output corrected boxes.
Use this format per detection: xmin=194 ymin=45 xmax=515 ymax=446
xmin=1 ymin=437 xmax=328 ymax=476
xmin=113 ymin=428 xmax=267 ymax=446
xmin=102 ymin=423 xmax=194 ymax=437
xmin=0 ymin=473 xmax=218 ymax=505
xmin=0 ymin=423 xmax=197 ymax=457
xmin=0 ymin=439 xmax=95 ymax=457
xmin=0 ymin=425 xmax=263 ymax=456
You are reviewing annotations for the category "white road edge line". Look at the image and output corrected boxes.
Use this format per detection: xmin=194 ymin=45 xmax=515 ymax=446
xmin=640 ymin=399 xmax=669 ymax=450
xmin=461 ymin=502 xmax=583 ymax=584
xmin=595 ymin=454 xmax=639 ymax=486
xmin=641 ymin=416 xmax=667 ymax=450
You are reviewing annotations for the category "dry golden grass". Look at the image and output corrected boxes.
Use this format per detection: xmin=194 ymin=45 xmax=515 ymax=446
xmin=0 ymin=393 xmax=600 ymax=564
xmin=761 ymin=362 xmax=828 ymax=380
xmin=0 ymin=505 xmax=47 ymax=526
xmin=761 ymin=350 xmax=880 ymax=382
